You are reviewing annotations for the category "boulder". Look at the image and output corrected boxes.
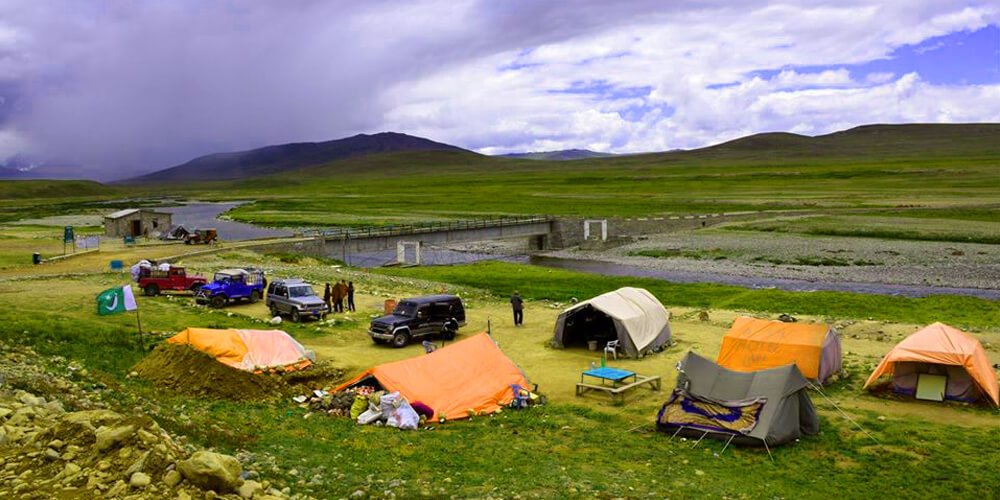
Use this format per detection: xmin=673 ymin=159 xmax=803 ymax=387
xmin=163 ymin=469 xmax=182 ymax=487
xmin=177 ymin=451 xmax=242 ymax=492
xmin=94 ymin=424 xmax=136 ymax=452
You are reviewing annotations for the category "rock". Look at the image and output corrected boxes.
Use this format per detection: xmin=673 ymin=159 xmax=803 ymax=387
xmin=177 ymin=490 xmax=192 ymax=500
xmin=163 ymin=469 xmax=182 ymax=487
xmin=351 ymin=489 xmax=366 ymax=498
xmin=124 ymin=450 xmax=150 ymax=477
xmin=47 ymin=439 xmax=66 ymax=450
xmin=107 ymin=480 xmax=128 ymax=497
xmin=94 ymin=424 xmax=135 ymax=452
xmin=131 ymin=472 xmax=152 ymax=488
xmin=44 ymin=448 xmax=61 ymax=460
xmin=238 ymin=479 xmax=263 ymax=498
xmin=177 ymin=451 xmax=243 ymax=492
xmin=0 ymin=408 xmax=13 ymax=419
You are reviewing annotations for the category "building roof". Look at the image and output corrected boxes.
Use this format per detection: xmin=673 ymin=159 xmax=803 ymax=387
xmin=104 ymin=208 xmax=172 ymax=220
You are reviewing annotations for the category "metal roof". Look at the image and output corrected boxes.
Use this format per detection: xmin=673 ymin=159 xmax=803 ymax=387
xmin=104 ymin=208 xmax=172 ymax=219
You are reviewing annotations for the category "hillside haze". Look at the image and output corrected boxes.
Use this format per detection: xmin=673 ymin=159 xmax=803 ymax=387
xmin=123 ymin=132 xmax=473 ymax=183
xmin=499 ymin=149 xmax=615 ymax=161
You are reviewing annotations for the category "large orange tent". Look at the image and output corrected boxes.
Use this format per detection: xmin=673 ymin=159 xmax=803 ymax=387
xmin=863 ymin=322 xmax=999 ymax=406
xmin=167 ymin=327 xmax=313 ymax=372
xmin=717 ymin=317 xmax=842 ymax=383
xmin=335 ymin=333 xmax=530 ymax=420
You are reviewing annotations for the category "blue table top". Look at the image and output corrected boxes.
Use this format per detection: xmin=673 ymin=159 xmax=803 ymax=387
xmin=583 ymin=367 xmax=635 ymax=381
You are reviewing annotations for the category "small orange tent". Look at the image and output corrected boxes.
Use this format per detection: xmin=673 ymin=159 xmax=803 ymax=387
xmin=167 ymin=328 xmax=312 ymax=372
xmin=863 ymin=323 xmax=999 ymax=406
xmin=335 ymin=333 xmax=529 ymax=420
xmin=717 ymin=317 xmax=842 ymax=382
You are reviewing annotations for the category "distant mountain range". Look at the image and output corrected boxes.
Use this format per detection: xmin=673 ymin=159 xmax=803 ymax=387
xmin=3 ymin=123 xmax=998 ymax=183
xmin=499 ymin=149 xmax=615 ymax=161
xmin=122 ymin=132 xmax=473 ymax=183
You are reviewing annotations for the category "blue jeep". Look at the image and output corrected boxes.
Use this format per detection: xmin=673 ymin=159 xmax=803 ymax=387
xmin=195 ymin=268 xmax=265 ymax=308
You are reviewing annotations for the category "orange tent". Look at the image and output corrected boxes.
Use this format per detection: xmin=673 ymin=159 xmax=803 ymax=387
xmin=335 ymin=333 xmax=529 ymax=420
xmin=167 ymin=327 xmax=312 ymax=372
xmin=717 ymin=317 xmax=842 ymax=382
xmin=863 ymin=323 xmax=999 ymax=406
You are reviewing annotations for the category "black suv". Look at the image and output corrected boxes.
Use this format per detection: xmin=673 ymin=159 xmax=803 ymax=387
xmin=368 ymin=295 xmax=466 ymax=347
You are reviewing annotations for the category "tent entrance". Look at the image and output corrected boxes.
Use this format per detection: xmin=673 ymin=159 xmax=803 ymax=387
xmin=892 ymin=362 xmax=981 ymax=402
xmin=345 ymin=375 xmax=385 ymax=393
xmin=560 ymin=305 xmax=618 ymax=349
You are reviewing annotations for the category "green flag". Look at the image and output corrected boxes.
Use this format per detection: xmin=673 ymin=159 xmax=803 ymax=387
xmin=97 ymin=285 xmax=137 ymax=316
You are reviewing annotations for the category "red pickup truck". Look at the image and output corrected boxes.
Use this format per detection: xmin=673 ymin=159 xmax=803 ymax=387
xmin=137 ymin=266 xmax=208 ymax=296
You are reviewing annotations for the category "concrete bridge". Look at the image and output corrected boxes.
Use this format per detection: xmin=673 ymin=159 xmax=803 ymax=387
xmin=305 ymin=216 xmax=555 ymax=264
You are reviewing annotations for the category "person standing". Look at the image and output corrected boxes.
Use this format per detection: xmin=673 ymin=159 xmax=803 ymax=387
xmin=323 ymin=283 xmax=332 ymax=311
xmin=510 ymin=291 xmax=524 ymax=327
xmin=334 ymin=280 xmax=349 ymax=313
xmin=347 ymin=281 xmax=356 ymax=312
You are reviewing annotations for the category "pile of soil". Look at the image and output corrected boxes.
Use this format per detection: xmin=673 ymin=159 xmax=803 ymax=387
xmin=133 ymin=344 xmax=343 ymax=401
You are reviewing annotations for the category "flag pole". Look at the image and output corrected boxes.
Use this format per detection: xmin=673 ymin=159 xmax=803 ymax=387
xmin=135 ymin=303 xmax=144 ymax=348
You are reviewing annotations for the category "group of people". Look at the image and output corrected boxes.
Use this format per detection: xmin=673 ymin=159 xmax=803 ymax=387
xmin=324 ymin=280 xmax=355 ymax=313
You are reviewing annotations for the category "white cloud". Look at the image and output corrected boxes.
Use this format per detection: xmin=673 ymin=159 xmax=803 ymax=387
xmin=383 ymin=1 xmax=1000 ymax=154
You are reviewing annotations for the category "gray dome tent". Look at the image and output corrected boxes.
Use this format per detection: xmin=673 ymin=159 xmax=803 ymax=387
xmin=552 ymin=287 xmax=671 ymax=358
xmin=657 ymin=351 xmax=820 ymax=448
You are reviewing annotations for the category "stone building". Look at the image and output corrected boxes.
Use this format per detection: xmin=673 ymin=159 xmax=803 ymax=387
xmin=103 ymin=208 xmax=173 ymax=238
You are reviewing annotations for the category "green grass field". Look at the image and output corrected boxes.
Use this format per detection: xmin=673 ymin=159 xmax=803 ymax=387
xmin=727 ymin=214 xmax=1000 ymax=245
xmin=0 ymin=250 xmax=998 ymax=498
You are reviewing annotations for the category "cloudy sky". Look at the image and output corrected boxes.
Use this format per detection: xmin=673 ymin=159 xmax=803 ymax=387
xmin=1 ymin=0 xmax=998 ymax=179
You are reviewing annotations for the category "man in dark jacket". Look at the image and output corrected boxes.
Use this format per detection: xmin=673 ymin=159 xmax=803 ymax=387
xmin=510 ymin=291 xmax=524 ymax=326
xmin=323 ymin=283 xmax=332 ymax=311
xmin=347 ymin=281 xmax=356 ymax=312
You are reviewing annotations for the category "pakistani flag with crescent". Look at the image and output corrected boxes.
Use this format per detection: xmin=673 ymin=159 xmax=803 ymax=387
xmin=96 ymin=285 xmax=138 ymax=316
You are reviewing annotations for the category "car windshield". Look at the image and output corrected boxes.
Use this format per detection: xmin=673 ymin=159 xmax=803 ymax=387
xmin=214 ymin=273 xmax=240 ymax=282
xmin=393 ymin=302 xmax=417 ymax=317
xmin=288 ymin=285 xmax=316 ymax=298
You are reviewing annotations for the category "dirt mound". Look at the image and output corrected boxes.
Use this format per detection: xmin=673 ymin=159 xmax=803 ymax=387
xmin=133 ymin=344 xmax=344 ymax=401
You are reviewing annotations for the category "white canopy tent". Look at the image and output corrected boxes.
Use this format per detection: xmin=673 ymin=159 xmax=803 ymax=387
xmin=553 ymin=287 xmax=671 ymax=358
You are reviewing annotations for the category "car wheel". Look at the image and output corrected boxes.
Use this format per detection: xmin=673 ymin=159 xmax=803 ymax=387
xmin=291 ymin=310 xmax=301 ymax=323
xmin=392 ymin=331 xmax=410 ymax=348
xmin=249 ymin=290 xmax=261 ymax=303
xmin=144 ymin=284 xmax=159 ymax=297
xmin=209 ymin=295 xmax=226 ymax=308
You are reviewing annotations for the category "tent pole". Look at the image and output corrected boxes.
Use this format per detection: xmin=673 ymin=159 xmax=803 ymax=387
xmin=808 ymin=382 xmax=879 ymax=444
xmin=719 ymin=434 xmax=736 ymax=456
xmin=670 ymin=425 xmax=685 ymax=440
xmin=691 ymin=430 xmax=709 ymax=448
xmin=762 ymin=439 xmax=774 ymax=462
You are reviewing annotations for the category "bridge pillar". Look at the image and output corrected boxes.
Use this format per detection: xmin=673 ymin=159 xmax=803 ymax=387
xmin=583 ymin=219 xmax=608 ymax=241
xmin=397 ymin=241 xmax=421 ymax=265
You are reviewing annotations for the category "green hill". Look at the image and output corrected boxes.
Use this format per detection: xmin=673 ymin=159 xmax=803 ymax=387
xmin=0 ymin=180 xmax=117 ymax=200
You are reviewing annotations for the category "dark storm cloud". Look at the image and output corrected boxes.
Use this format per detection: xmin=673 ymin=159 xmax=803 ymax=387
xmin=0 ymin=0 xmax=699 ymax=179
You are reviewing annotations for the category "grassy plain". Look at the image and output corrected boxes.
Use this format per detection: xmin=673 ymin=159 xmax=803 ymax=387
xmin=0 ymin=247 xmax=997 ymax=497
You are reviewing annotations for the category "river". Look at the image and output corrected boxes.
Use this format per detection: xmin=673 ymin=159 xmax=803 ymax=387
xmin=159 ymin=202 xmax=292 ymax=241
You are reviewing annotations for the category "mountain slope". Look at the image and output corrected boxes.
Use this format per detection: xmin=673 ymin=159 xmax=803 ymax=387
xmin=124 ymin=132 xmax=474 ymax=183
xmin=499 ymin=149 xmax=615 ymax=161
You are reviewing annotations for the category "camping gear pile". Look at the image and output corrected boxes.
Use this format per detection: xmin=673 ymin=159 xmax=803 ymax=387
xmin=296 ymin=333 xmax=539 ymax=429
xmin=553 ymin=287 xmax=672 ymax=358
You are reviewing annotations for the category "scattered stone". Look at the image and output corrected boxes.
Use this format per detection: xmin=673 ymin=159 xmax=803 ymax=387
xmin=177 ymin=451 xmax=243 ymax=492
xmin=238 ymin=479 xmax=264 ymax=498
xmin=94 ymin=424 xmax=136 ymax=452
xmin=163 ymin=469 xmax=182 ymax=487
xmin=130 ymin=472 xmax=151 ymax=488
xmin=44 ymin=448 xmax=60 ymax=460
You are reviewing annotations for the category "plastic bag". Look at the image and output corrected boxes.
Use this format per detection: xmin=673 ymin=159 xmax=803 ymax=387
xmin=395 ymin=400 xmax=419 ymax=430
xmin=357 ymin=407 xmax=382 ymax=425
xmin=349 ymin=394 xmax=368 ymax=420
xmin=380 ymin=392 xmax=401 ymax=427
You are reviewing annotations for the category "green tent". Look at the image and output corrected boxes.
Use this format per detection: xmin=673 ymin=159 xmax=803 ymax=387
xmin=657 ymin=352 xmax=819 ymax=447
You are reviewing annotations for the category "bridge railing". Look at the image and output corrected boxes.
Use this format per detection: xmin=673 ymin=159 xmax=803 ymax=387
xmin=301 ymin=216 xmax=550 ymax=240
